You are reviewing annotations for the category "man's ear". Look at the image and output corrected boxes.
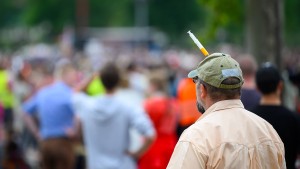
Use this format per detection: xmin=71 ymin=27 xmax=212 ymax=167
xmin=200 ymin=84 xmax=207 ymax=99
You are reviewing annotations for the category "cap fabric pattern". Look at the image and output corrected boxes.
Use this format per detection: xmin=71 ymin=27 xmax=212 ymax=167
xmin=188 ymin=53 xmax=244 ymax=89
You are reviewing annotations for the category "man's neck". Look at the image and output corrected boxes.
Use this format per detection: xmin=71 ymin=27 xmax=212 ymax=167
xmin=106 ymin=89 xmax=116 ymax=95
xmin=260 ymin=94 xmax=281 ymax=106
xmin=57 ymin=79 xmax=72 ymax=87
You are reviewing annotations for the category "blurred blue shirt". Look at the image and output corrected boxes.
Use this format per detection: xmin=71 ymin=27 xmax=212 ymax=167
xmin=23 ymin=82 xmax=74 ymax=140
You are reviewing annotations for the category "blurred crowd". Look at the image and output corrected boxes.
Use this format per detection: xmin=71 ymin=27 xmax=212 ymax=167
xmin=0 ymin=40 xmax=299 ymax=169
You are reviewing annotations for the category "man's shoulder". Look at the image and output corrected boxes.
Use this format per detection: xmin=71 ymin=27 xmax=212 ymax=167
xmin=38 ymin=82 xmax=64 ymax=95
xmin=278 ymin=106 xmax=299 ymax=117
xmin=179 ymin=121 xmax=214 ymax=148
xmin=182 ymin=107 xmax=280 ymax=139
xmin=253 ymin=105 xmax=298 ymax=120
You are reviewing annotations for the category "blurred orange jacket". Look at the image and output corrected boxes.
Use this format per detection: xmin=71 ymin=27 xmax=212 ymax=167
xmin=177 ymin=78 xmax=201 ymax=126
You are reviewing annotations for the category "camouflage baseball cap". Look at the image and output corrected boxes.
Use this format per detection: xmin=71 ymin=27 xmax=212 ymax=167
xmin=188 ymin=53 xmax=244 ymax=89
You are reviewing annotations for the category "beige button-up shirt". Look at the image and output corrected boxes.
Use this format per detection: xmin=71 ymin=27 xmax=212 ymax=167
xmin=167 ymin=100 xmax=286 ymax=169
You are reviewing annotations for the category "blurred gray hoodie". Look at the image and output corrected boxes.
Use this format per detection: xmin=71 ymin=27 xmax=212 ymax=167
xmin=72 ymin=93 xmax=155 ymax=169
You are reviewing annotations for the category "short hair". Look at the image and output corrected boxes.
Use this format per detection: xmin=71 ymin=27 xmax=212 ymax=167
xmin=236 ymin=55 xmax=258 ymax=77
xmin=199 ymin=77 xmax=241 ymax=101
xmin=54 ymin=59 xmax=75 ymax=79
xmin=256 ymin=63 xmax=281 ymax=94
xmin=149 ymin=77 xmax=167 ymax=93
xmin=100 ymin=63 xmax=120 ymax=91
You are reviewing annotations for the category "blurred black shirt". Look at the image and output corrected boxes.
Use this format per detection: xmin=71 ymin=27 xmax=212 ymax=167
xmin=252 ymin=105 xmax=300 ymax=169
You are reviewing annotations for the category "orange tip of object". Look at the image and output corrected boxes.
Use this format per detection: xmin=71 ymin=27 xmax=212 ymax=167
xmin=200 ymin=48 xmax=209 ymax=57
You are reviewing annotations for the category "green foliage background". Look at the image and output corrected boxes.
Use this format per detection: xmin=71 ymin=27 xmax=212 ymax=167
xmin=0 ymin=0 xmax=299 ymax=46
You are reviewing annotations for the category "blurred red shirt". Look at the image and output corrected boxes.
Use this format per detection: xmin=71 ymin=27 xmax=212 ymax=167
xmin=139 ymin=96 xmax=178 ymax=169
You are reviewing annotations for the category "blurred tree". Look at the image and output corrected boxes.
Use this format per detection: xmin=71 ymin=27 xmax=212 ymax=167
xmin=197 ymin=0 xmax=284 ymax=67
xmin=149 ymin=0 xmax=205 ymax=44
xmin=22 ymin=0 xmax=76 ymax=35
xmin=0 ymin=0 xmax=298 ymax=50
xmin=0 ymin=0 xmax=228 ymax=45
xmin=285 ymin=0 xmax=300 ymax=46
xmin=89 ymin=0 xmax=133 ymax=26
xmin=75 ymin=0 xmax=89 ymax=51
xmin=246 ymin=0 xmax=283 ymax=67
xmin=196 ymin=0 xmax=244 ymax=44
xmin=0 ymin=0 xmax=23 ymax=27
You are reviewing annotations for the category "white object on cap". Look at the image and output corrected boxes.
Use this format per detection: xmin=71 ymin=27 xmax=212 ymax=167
xmin=187 ymin=30 xmax=209 ymax=56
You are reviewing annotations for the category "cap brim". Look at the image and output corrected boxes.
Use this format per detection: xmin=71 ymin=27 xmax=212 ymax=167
xmin=188 ymin=69 xmax=198 ymax=78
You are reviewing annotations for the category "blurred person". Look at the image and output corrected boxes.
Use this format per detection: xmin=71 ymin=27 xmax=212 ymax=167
xmin=114 ymin=71 xmax=146 ymax=154
xmin=282 ymin=70 xmax=299 ymax=112
xmin=1 ymin=130 xmax=29 ymax=169
xmin=0 ymin=102 xmax=5 ymax=164
xmin=115 ymin=72 xmax=144 ymax=109
xmin=0 ymin=58 xmax=15 ymax=131
xmin=12 ymin=61 xmax=32 ymax=131
xmin=22 ymin=59 xmax=79 ymax=169
xmin=138 ymin=76 xmax=178 ymax=169
xmin=281 ymin=54 xmax=299 ymax=112
xmin=11 ymin=64 xmax=38 ymax=168
xmin=252 ymin=63 xmax=300 ymax=169
xmin=127 ymin=62 xmax=149 ymax=98
xmin=167 ymin=70 xmax=179 ymax=98
xmin=72 ymin=63 xmax=155 ymax=169
xmin=287 ymin=64 xmax=300 ymax=113
xmin=176 ymin=77 xmax=200 ymax=136
xmin=237 ymin=54 xmax=261 ymax=110
xmin=167 ymin=53 xmax=285 ymax=168
xmin=27 ymin=57 xmax=54 ymax=92
xmin=163 ymin=50 xmax=181 ymax=97
xmin=173 ymin=46 xmax=203 ymax=137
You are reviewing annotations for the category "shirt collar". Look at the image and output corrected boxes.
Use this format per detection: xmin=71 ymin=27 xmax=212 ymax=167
xmin=198 ymin=99 xmax=244 ymax=121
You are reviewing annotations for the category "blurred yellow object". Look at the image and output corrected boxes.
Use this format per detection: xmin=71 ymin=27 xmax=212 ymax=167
xmin=200 ymin=48 xmax=209 ymax=57
xmin=86 ymin=77 xmax=105 ymax=96
xmin=0 ymin=70 xmax=14 ymax=108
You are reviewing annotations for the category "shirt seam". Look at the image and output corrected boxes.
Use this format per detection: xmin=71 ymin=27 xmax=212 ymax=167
xmin=178 ymin=140 xmax=208 ymax=156
xmin=206 ymin=139 xmax=283 ymax=154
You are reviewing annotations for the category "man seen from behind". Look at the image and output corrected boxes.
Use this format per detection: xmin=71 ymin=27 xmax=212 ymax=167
xmin=167 ymin=53 xmax=286 ymax=169
xmin=72 ymin=63 xmax=155 ymax=169
xmin=253 ymin=63 xmax=300 ymax=169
